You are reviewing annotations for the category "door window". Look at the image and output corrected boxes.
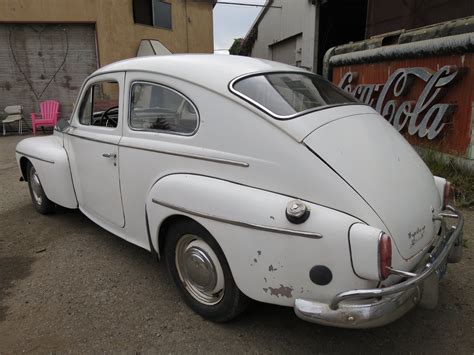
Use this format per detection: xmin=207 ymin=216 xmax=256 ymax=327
xmin=79 ymin=81 xmax=120 ymax=128
xmin=130 ymin=82 xmax=198 ymax=134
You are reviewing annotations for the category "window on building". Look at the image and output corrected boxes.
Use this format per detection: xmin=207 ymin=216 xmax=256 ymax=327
xmin=130 ymin=82 xmax=198 ymax=134
xmin=133 ymin=0 xmax=172 ymax=30
xmin=153 ymin=1 xmax=172 ymax=29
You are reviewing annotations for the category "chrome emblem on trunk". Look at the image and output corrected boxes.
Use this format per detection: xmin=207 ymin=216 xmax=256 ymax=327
xmin=408 ymin=225 xmax=426 ymax=248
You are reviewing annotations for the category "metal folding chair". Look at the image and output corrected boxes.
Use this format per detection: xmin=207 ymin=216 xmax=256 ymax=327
xmin=2 ymin=105 xmax=24 ymax=135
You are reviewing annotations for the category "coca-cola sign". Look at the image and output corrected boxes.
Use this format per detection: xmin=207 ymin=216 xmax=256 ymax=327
xmin=338 ymin=65 xmax=461 ymax=140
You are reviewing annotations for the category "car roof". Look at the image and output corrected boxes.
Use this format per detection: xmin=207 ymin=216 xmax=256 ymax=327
xmin=93 ymin=54 xmax=307 ymax=91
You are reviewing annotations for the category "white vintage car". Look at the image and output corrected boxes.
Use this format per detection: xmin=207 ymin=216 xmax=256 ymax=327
xmin=16 ymin=55 xmax=463 ymax=328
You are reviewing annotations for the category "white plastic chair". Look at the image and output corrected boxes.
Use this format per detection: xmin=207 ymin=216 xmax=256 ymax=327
xmin=2 ymin=105 xmax=24 ymax=135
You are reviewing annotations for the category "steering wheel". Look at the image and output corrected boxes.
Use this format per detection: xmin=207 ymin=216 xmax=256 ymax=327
xmin=99 ymin=106 xmax=119 ymax=127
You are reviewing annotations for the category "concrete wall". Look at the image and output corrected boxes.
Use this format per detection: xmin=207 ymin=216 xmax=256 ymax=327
xmin=250 ymin=0 xmax=317 ymax=71
xmin=0 ymin=0 xmax=214 ymax=66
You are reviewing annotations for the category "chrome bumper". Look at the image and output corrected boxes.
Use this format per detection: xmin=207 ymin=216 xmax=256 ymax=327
xmin=294 ymin=206 xmax=464 ymax=328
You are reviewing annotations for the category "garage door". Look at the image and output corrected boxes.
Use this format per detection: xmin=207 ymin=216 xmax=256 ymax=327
xmin=271 ymin=36 xmax=297 ymax=66
xmin=0 ymin=24 xmax=97 ymax=132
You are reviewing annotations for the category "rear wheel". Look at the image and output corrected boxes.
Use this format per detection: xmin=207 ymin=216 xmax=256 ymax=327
xmin=27 ymin=162 xmax=55 ymax=214
xmin=164 ymin=219 xmax=249 ymax=322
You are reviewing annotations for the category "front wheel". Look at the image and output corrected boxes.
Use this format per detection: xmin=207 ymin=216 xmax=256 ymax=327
xmin=164 ymin=219 xmax=249 ymax=322
xmin=27 ymin=162 xmax=55 ymax=214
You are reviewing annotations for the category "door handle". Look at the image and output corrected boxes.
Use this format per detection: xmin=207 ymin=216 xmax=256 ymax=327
xmin=102 ymin=153 xmax=117 ymax=159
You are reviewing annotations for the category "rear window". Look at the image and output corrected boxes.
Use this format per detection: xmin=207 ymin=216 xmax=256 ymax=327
xmin=231 ymin=72 xmax=358 ymax=119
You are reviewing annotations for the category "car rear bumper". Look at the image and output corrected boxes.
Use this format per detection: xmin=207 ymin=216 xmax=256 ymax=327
xmin=294 ymin=205 xmax=464 ymax=328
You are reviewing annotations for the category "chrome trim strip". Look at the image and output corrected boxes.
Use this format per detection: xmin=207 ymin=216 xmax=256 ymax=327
xmin=329 ymin=205 xmax=464 ymax=310
xmin=152 ymin=199 xmax=322 ymax=239
xmin=66 ymin=131 xmax=249 ymax=167
xmin=387 ymin=267 xmax=417 ymax=278
xmin=228 ymin=71 xmax=366 ymax=120
xmin=66 ymin=132 xmax=118 ymax=146
xmin=16 ymin=151 xmax=55 ymax=164
xmin=120 ymin=143 xmax=249 ymax=167
xmin=438 ymin=212 xmax=459 ymax=219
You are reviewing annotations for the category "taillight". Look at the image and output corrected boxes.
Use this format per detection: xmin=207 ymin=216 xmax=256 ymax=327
xmin=378 ymin=233 xmax=392 ymax=280
xmin=443 ymin=181 xmax=452 ymax=210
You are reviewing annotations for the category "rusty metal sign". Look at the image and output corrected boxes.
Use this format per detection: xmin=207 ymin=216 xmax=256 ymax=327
xmin=338 ymin=65 xmax=461 ymax=140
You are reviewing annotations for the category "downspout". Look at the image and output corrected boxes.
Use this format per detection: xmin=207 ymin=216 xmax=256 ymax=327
xmin=312 ymin=0 xmax=320 ymax=72
xmin=184 ymin=0 xmax=190 ymax=52
xmin=322 ymin=46 xmax=336 ymax=80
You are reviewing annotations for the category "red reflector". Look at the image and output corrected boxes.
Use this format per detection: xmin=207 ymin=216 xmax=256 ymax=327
xmin=443 ymin=181 xmax=452 ymax=210
xmin=379 ymin=233 xmax=392 ymax=280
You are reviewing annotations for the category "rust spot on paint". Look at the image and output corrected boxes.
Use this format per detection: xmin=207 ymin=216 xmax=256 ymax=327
xmin=262 ymin=284 xmax=293 ymax=298
xmin=268 ymin=265 xmax=277 ymax=272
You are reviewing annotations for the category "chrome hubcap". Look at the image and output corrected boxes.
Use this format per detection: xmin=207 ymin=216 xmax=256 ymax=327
xmin=30 ymin=169 xmax=43 ymax=206
xmin=184 ymin=247 xmax=217 ymax=292
xmin=176 ymin=234 xmax=225 ymax=305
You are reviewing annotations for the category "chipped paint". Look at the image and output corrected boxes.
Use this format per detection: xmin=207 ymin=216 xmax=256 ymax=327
xmin=268 ymin=264 xmax=278 ymax=272
xmin=264 ymin=277 xmax=267 ymax=283
xmin=257 ymin=250 xmax=262 ymax=256
xmin=253 ymin=258 xmax=257 ymax=263
xmin=262 ymin=284 xmax=294 ymax=298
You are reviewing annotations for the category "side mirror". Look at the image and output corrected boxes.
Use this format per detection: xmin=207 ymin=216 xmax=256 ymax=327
xmin=56 ymin=118 xmax=70 ymax=132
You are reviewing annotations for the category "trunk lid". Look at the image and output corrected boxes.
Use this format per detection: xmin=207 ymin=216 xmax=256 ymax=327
xmin=303 ymin=111 xmax=441 ymax=259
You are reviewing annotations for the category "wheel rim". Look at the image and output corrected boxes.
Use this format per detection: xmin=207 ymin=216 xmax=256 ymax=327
xmin=175 ymin=234 xmax=225 ymax=305
xmin=30 ymin=168 xmax=43 ymax=206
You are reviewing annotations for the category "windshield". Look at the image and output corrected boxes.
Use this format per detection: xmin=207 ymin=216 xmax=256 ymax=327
xmin=232 ymin=72 xmax=358 ymax=119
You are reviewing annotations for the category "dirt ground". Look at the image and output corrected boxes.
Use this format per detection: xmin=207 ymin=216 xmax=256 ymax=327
xmin=1 ymin=134 xmax=473 ymax=353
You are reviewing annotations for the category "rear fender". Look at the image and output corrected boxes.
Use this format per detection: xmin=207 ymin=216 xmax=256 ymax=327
xmin=146 ymin=174 xmax=375 ymax=306
xmin=16 ymin=135 xmax=77 ymax=209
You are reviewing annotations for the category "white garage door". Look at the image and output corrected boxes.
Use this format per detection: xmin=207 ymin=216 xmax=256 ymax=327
xmin=0 ymin=24 xmax=98 ymax=132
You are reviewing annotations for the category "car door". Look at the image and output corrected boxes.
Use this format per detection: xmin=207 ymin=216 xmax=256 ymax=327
xmin=64 ymin=72 xmax=125 ymax=227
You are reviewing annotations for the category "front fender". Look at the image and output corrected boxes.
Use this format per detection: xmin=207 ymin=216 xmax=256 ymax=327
xmin=16 ymin=135 xmax=77 ymax=209
xmin=146 ymin=174 xmax=375 ymax=306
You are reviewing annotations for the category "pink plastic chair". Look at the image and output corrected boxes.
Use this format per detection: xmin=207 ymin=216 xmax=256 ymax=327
xmin=31 ymin=100 xmax=60 ymax=135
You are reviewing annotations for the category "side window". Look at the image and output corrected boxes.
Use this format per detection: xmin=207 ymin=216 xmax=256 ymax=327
xmin=130 ymin=82 xmax=198 ymax=134
xmin=78 ymin=81 xmax=120 ymax=128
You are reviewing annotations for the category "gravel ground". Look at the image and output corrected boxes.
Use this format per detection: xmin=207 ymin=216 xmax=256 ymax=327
xmin=0 ymin=134 xmax=473 ymax=353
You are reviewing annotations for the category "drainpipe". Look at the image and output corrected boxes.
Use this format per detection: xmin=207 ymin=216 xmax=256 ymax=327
xmin=322 ymin=46 xmax=336 ymax=80
xmin=184 ymin=0 xmax=190 ymax=52
xmin=312 ymin=0 xmax=320 ymax=72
